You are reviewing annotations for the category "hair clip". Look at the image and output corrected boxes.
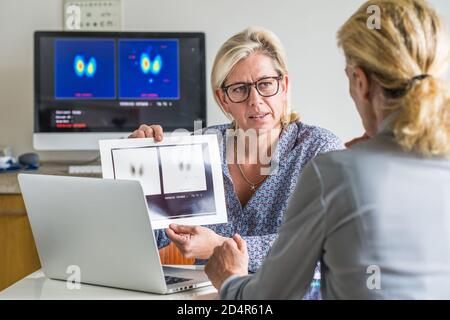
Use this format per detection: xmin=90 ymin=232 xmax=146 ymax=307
xmin=411 ymin=74 xmax=430 ymax=81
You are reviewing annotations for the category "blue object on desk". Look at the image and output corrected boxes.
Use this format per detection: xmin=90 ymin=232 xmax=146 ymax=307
xmin=0 ymin=158 xmax=22 ymax=172
xmin=18 ymin=153 xmax=39 ymax=170
xmin=0 ymin=153 xmax=40 ymax=173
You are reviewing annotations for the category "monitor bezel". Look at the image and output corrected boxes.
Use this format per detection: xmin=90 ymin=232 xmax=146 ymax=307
xmin=33 ymin=30 xmax=207 ymax=149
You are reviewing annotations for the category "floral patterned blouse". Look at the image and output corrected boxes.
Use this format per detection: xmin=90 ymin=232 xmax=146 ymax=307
xmin=155 ymin=121 xmax=343 ymax=299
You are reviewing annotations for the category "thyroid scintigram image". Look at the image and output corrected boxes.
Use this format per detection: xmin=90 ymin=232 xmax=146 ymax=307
xmin=118 ymin=39 xmax=179 ymax=99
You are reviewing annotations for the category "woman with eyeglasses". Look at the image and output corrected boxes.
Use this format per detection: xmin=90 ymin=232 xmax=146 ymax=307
xmin=129 ymin=26 xmax=342 ymax=299
xmin=205 ymin=0 xmax=450 ymax=299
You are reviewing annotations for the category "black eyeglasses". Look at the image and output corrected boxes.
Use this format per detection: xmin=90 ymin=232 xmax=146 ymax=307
xmin=221 ymin=75 xmax=283 ymax=103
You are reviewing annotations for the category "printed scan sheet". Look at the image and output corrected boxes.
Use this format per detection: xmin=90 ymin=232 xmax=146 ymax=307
xmin=99 ymin=134 xmax=227 ymax=229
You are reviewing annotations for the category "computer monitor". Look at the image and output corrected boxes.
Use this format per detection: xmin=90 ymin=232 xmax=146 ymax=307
xmin=34 ymin=31 xmax=206 ymax=150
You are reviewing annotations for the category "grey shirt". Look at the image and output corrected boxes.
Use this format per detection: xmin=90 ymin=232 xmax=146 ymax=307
xmin=220 ymin=123 xmax=450 ymax=299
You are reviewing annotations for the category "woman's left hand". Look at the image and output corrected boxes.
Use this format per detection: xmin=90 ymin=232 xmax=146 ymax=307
xmin=166 ymin=224 xmax=227 ymax=259
xmin=345 ymin=132 xmax=370 ymax=148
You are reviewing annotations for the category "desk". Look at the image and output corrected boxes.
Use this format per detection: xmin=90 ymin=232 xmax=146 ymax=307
xmin=0 ymin=162 xmax=194 ymax=291
xmin=0 ymin=268 xmax=218 ymax=300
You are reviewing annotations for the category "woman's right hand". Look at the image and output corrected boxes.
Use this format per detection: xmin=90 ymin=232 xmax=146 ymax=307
xmin=165 ymin=224 xmax=227 ymax=260
xmin=128 ymin=124 xmax=164 ymax=142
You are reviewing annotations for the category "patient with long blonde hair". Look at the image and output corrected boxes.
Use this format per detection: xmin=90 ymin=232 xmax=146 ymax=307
xmin=206 ymin=0 xmax=450 ymax=299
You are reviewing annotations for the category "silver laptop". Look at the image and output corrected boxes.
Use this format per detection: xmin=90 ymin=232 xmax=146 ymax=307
xmin=18 ymin=173 xmax=211 ymax=294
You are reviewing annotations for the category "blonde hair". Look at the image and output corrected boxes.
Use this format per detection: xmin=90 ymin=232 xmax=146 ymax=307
xmin=338 ymin=0 xmax=450 ymax=156
xmin=211 ymin=26 xmax=299 ymax=128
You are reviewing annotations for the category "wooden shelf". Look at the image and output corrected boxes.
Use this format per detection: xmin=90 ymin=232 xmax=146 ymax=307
xmin=0 ymin=191 xmax=39 ymax=290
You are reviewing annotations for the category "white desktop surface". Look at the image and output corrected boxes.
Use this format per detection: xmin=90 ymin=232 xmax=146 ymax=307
xmin=0 ymin=266 xmax=218 ymax=300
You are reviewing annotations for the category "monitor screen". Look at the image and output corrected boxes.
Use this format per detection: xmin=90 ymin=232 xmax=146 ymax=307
xmin=34 ymin=31 xmax=206 ymax=150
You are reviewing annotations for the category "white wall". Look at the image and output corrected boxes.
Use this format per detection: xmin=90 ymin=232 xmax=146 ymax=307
xmin=1 ymin=0 xmax=449 ymax=161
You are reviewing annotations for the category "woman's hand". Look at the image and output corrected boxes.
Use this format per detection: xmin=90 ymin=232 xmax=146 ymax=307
xmin=166 ymin=224 xmax=227 ymax=259
xmin=205 ymin=234 xmax=249 ymax=290
xmin=128 ymin=124 xmax=164 ymax=142
xmin=345 ymin=132 xmax=370 ymax=148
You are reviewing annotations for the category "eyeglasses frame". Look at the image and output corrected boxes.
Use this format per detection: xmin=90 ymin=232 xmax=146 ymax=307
xmin=221 ymin=75 xmax=283 ymax=103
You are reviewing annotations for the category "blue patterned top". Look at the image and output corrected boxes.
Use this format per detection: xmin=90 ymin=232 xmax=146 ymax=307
xmin=155 ymin=121 xmax=343 ymax=299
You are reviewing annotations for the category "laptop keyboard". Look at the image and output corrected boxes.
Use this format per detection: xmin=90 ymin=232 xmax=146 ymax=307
xmin=164 ymin=275 xmax=192 ymax=285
